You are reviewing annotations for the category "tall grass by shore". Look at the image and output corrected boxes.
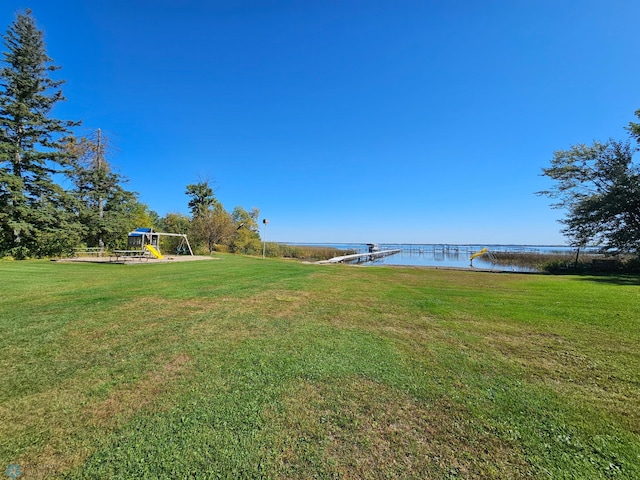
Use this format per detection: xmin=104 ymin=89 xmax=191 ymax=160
xmin=263 ymin=243 xmax=357 ymax=261
xmin=489 ymin=251 xmax=597 ymax=272
xmin=491 ymin=251 xmax=640 ymax=274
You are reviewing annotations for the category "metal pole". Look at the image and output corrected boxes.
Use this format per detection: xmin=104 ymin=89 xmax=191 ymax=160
xmin=262 ymin=219 xmax=269 ymax=259
xmin=96 ymin=128 xmax=105 ymax=249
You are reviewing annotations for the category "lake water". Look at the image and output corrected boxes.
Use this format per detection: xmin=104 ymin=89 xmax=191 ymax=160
xmin=284 ymin=243 xmax=587 ymax=272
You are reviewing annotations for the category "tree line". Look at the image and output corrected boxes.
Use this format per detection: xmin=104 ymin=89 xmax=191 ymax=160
xmin=0 ymin=10 xmax=260 ymax=259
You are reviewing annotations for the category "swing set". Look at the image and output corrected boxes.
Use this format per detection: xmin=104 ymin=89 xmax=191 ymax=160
xmin=124 ymin=228 xmax=194 ymax=258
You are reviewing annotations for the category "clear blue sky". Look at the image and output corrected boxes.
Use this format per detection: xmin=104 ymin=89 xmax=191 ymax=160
xmin=3 ymin=1 xmax=639 ymax=244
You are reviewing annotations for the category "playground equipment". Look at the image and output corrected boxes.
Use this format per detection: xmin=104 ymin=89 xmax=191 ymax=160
xmin=145 ymin=244 xmax=164 ymax=259
xmin=127 ymin=228 xmax=194 ymax=256
xmin=469 ymin=247 xmax=496 ymax=267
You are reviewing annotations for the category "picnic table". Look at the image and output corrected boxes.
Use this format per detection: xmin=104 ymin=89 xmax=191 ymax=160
xmin=112 ymin=249 xmax=150 ymax=262
xmin=74 ymin=247 xmax=105 ymax=257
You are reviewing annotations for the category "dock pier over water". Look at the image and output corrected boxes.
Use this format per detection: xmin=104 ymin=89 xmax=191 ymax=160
xmin=317 ymin=249 xmax=401 ymax=264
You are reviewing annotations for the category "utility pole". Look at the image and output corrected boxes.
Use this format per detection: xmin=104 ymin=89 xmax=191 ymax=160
xmin=262 ymin=218 xmax=269 ymax=259
xmin=96 ymin=128 xmax=102 ymax=170
xmin=96 ymin=128 xmax=105 ymax=248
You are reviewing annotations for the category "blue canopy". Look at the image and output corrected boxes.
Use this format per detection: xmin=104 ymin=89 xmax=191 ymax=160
xmin=129 ymin=228 xmax=153 ymax=237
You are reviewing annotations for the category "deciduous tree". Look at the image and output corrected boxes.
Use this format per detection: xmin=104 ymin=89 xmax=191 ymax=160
xmin=230 ymin=206 xmax=261 ymax=254
xmin=190 ymin=208 xmax=235 ymax=254
xmin=184 ymin=180 xmax=260 ymax=254
xmin=159 ymin=212 xmax=191 ymax=253
xmin=539 ymin=136 xmax=640 ymax=254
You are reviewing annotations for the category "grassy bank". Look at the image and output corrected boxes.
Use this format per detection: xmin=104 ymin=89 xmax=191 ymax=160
xmin=1 ymin=255 xmax=639 ymax=478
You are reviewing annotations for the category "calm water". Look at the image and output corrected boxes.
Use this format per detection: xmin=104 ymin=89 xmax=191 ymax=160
xmin=285 ymin=243 xmax=587 ymax=272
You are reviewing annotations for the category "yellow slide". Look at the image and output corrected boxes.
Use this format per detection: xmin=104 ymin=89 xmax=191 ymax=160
xmin=145 ymin=244 xmax=164 ymax=259
xmin=469 ymin=247 xmax=489 ymax=261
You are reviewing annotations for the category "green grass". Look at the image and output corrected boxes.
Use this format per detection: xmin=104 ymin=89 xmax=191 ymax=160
xmin=1 ymin=255 xmax=639 ymax=478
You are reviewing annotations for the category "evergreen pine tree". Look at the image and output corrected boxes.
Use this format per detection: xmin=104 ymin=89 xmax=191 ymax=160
xmin=0 ymin=9 xmax=80 ymax=257
xmin=65 ymin=130 xmax=137 ymax=249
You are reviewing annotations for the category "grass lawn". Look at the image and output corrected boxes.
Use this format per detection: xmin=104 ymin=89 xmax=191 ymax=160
xmin=1 ymin=255 xmax=639 ymax=479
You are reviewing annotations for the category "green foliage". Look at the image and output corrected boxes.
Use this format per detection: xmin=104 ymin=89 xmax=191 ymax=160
xmin=64 ymin=132 xmax=142 ymax=250
xmin=158 ymin=212 xmax=191 ymax=253
xmin=159 ymin=212 xmax=191 ymax=233
xmin=541 ymin=256 xmax=640 ymax=274
xmin=189 ymin=208 xmax=235 ymax=254
xmin=539 ymin=134 xmax=640 ymax=254
xmin=541 ymin=258 xmax=590 ymax=274
xmin=230 ymin=227 xmax=262 ymax=254
xmin=0 ymin=13 xmax=160 ymax=258
xmin=184 ymin=179 xmax=238 ymax=254
xmin=229 ymin=206 xmax=261 ymax=254
xmin=231 ymin=206 xmax=259 ymax=232
xmin=628 ymin=109 xmax=640 ymax=142
xmin=0 ymin=10 xmax=81 ymax=257
xmin=184 ymin=179 xmax=262 ymax=255
xmin=185 ymin=180 xmax=219 ymax=217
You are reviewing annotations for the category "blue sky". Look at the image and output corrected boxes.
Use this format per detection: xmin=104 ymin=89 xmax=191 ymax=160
xmin=3 ymin=1 xmax=639 ymax=244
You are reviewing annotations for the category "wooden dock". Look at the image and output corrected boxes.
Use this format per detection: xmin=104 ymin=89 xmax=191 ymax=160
xmin=317 ymin=249 xmax=401 ymax=264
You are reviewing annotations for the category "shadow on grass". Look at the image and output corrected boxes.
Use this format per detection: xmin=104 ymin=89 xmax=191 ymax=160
xmin=576 ymin=274 xmax=640 ymax=286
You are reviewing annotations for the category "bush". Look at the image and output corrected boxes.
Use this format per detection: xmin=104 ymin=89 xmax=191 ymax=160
xmin=230 ymin=229 xmax=262 ymax=255
xmin=622 ymin=256 xmax=640 ymax=273
xmin=541 ymin=259 xmax=589 ymax=274
xmin=541 ymin=255 xmax=640 ymax=274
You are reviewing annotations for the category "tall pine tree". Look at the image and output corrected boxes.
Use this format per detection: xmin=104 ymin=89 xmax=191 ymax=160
xmin=0 ymin=9 xmax=80 ymax=257
xmin=64 ymin=130 xmax=141 ymax=250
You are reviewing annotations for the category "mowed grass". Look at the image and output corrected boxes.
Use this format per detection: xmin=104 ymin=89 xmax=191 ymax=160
xmin=1 ymin=256 xmax=639 ymax=479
